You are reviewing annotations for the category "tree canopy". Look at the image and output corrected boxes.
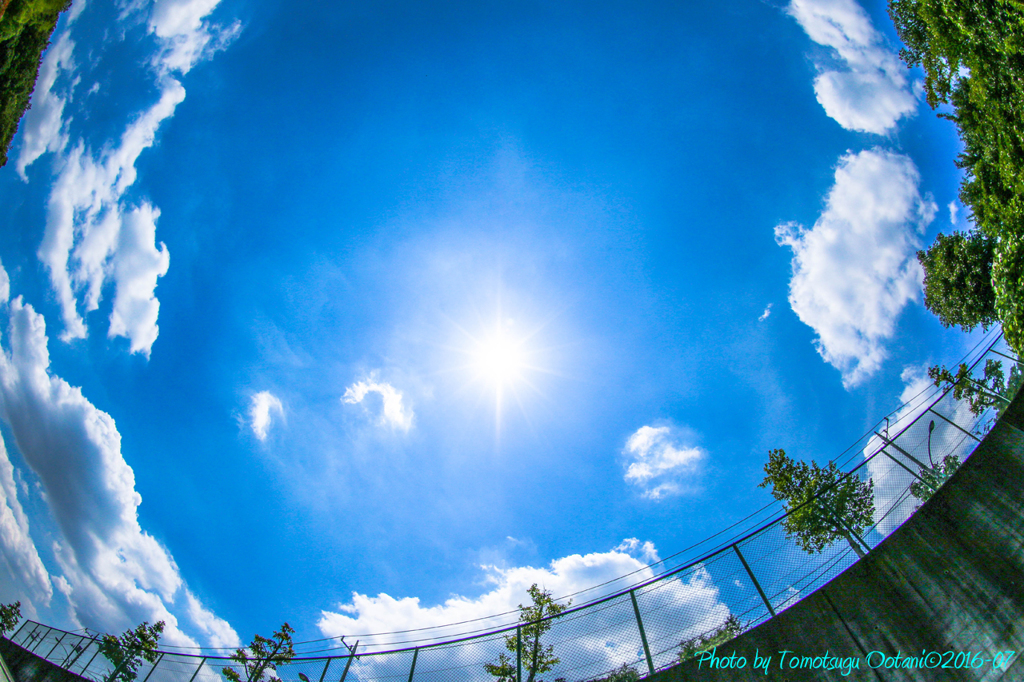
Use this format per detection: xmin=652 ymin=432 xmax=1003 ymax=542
xmin=889 ymin=0 xmax=1024 ymax=349
xmin=759 ymin=449 xmax=874 ymax=559
xmin=223 ymin=623 xmax=296 ymax=682
xmin=484 ymin=585 xmax=570 ymax=682
xmin=928 ymin=357 xmax=1023 ymax=417
xmin=918 ymin=231 xmax=998 ymax=332
xmin=0 ymin=601 xmax=20 ymax=637
xmin=98 ymin=621 xmax=165 ymax=682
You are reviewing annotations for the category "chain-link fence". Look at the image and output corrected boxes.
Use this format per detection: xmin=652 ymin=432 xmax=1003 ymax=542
xmin=7 ymin=332 xmax=1019 ymax=682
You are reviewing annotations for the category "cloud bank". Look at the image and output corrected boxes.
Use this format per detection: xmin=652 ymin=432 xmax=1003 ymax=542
xmin=787 ymin=0 xmax=917 ymax=134
xmin=318 ymin=541 xmax=732 ymax=676
xmin=623 ymin=425 xmax=704 ymax=500
xmin=0 ymin=295 xmax=238 ymax=647
xmin=776 ymin=148 xmax=936 ymax=387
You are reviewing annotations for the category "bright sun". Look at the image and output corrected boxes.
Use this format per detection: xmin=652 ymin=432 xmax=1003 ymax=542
xmin=474 ymin=333 xmax=527 ymax=385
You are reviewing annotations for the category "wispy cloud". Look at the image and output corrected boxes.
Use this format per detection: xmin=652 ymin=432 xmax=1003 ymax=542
xmin=758 ymin=303 xmax=773 ymax=322
xmin=343 ymin=378 xmax=414 ymax=431
xmin=623 ymin=425 xmax=704 ymax=500
xmin=249 ymin=391 xmax=284 ymax=441
xmin=0 ymin=295 xmax=238 ymax=647
xmin=776 ymin=148 xmax=936 ymax=387
xmin=787 ymin=0 xmax=917 ymax=134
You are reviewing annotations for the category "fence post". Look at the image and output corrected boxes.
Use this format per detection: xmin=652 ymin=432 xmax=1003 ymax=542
xmin=317 ymin=657 xmax=333 ymax=682
xmin=45 ymin=632 xmax=67 ymax=660
xmin=140 ymin=653 xmax=164 ymax=682
xmin=61 ymin=638 xmax=87 ymax=668
xmin=874 ymin=432 xmax=930 ymax=471
xmin=29 ymin=625 xmax=48 ymax=652
xmin=516 ymin=626 xmax=522 ymax=682
xmin=187 ymin=658 xmax=207 ymax=682
xmin=9 ymin=621 xmax=28 ymax=643
xmin=79 ymin=644 xmax=103 ymax=675
xmin=407 ymin=648 xmax=419 ymax=682
xmin=876 ymin=444 xmax=937 ymax=493
xmin=733 ymin=544 xmax=776 ymax=618
xmin=629 ymin=590 xmax=655 ymax=676
xmin=339 ymin=641 xmax=358 ymax=682
xmin=927 ymin=408 xmax=981 ymax=442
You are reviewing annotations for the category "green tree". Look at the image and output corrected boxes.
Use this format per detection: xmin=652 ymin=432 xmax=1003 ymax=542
xmin=759 ymin=449 xmax=874 ymax=559
xmin=677 ymin=615 xmax=742 ymax=663
xmin=928 ymin=358 xmax=1023 ymax=417
xmin=889 ymin=0 xmax=1024 ymax=351
xmin=594 ymin=664 xmax=640 ymax=682
xmin=484 ymin=585 xmax=570 ymax=682
xmin=910 ymin=454 xmax=961 ymax=502
xmin=223 ymin=623 xmax=295 ymax=682
xmin=0 ymin=601 xmax=20 ymax=637
xmin=98 ymin=621 xmax=165 ymax=682
xmin=918 ymin=231 xmax=998 ymax=332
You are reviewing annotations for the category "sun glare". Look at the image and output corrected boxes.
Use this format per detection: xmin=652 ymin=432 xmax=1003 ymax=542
xmin=474 ymin=333 xmax=527 ymax=385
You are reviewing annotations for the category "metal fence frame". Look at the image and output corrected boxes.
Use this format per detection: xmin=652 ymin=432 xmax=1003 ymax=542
xmin=6 ymin=332 xmax=1017 ymax=682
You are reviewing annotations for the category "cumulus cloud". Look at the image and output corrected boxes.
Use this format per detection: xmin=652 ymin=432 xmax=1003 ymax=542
xmin=249 ymin=391 xmax=284 ymax=441
xmin=15 ymin=31 xmax=75 ymax=178
xmin=623 ymin=426 xmax=704 ymax=500
xmin=19 ymin=0 xmax=240 ymax=356
xmin=0 ymin=431 xmax=53 ymax=613
xmin=343 ymin=378 xmax=414 ymax=431
xmin=0 ymin=296 xmax=236 ymax=647
xmin=318 ymin=541 xmax=732 ymax=675
xmin=775 ymin=148 xmax=936 ymax=387
xmin=787 ymin=0 xmax=917 ymax=134
xmin=149 ymin=0 xmax=242 ymax=75
xmin=38 ymin=79 xmax=184 ymax=353
xmin=758 ymin=303 xmax=773 ymax=322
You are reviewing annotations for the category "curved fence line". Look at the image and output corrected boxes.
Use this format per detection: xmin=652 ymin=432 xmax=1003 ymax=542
xmin=7 ymin=329 xmax=1018 ymax=682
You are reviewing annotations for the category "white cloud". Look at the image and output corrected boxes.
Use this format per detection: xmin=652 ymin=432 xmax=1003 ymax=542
xmin=787 ymin=0 xmax=917 ymax=134
xmin=343 ymin=378 xmax=414 ymax=431
xmin=775 ymin=148 xmax=936 ymax=387
xmin=16 ymin=31 xmax=75 ymax=178
xmin=0 ymin=296 xmax=235 ymax=647
xmin=0 ymin=431 xmax=53 ymax=614
xmin=623 ymin=425 xmax=704 ymax=499
xmin=758 ymin=303 xmax=773 ymax=322
xmin=948 ymin=201 xmax=959 ymax=225
xmin=249 ymin=391 xmax=284 ymax=441
xmin=183 ymin=589 xmax=240 ymax=649
xmin=39 ymin=79 xmax=184 ymax=353
xmin=0 ymin=259 xmax=8 ymax=305
xmin=318 ymin=541 xmax=732 ymax=676
xmin=20 ymin=0 xmax=240 ymax=357
xmin=149 ymin=0 xmax=242 ymax=75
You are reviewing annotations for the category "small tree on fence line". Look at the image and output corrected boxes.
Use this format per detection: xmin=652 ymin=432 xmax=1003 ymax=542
xmin=677 ymin=615 xmax=742 ymax=663
xmin=910 ymin=454 xmax=961 ymax=503
xmin=484 ymin=585 xmax=570 ymax=682
xmin=928 ymin=358 xmax=1023 ymax=418
xmin=98 ymin=621 xmax=165 ymax=682
xmin=759 ymin=449 xmax=874 ymax=559
xmin=0 ymin=601 xmax=21 ymax=637
xmin=223 ymin=623 xmax=295 ymax=682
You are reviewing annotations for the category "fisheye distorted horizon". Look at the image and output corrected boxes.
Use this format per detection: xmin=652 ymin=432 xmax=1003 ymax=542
xmin=0 ymin=0 xmax=986 ymax=652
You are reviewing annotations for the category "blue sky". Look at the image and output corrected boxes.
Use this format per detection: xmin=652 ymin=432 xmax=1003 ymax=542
xmin=0 ymin=0 xmax=985 ymax=653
